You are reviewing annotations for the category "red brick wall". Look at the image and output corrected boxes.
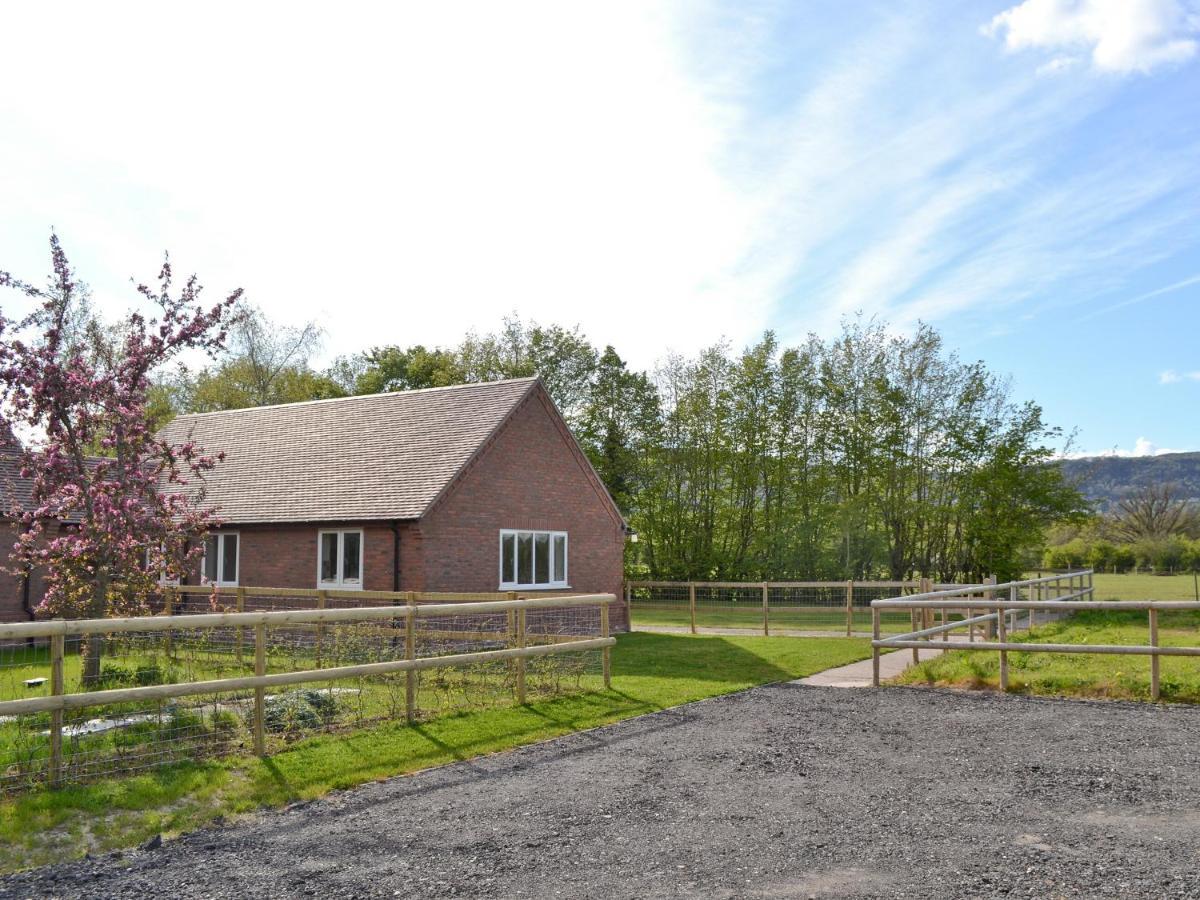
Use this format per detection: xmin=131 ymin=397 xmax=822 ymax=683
xmin=414 ymin=387 xmax=628 ymax=628
xmin=0 ymin=522 xmax=30 ymax=623
xmin=189 ymin=522 xmax=400 ymax=593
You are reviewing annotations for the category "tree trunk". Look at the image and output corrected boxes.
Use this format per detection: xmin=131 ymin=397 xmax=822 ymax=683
xmin=80 ymin=568 xmax=109 ymax=685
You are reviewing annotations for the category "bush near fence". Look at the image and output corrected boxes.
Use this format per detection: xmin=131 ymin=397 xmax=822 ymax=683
xmin=0 ymin=591 xmax=614 ymax=794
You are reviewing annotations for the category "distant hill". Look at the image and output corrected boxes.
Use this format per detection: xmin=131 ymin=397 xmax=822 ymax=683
xmin=1058 ymin=451 xmax=1200 ymax=510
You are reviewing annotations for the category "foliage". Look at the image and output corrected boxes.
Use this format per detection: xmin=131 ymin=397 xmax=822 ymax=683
xmin=1109 ymin=482 xmax=1199 ymax=541
xmin=164 ymin=305 xmax=345 ymax=416
xmin=0 ymin=236 xmax=237 ymax=682
xmin=158 ymin=304 xmax=1084 ymax=583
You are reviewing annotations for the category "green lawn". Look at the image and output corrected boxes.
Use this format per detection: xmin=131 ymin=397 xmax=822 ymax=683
xmin=631 ymin=603 xmax=916 ymax=633
xmin=898 ymin=608 xmax=1200 ymax=702
xmin=0 ymin=631 xmax=870 ymax=873
xmin=1088 ymin=572 xmax=1200 ymax=602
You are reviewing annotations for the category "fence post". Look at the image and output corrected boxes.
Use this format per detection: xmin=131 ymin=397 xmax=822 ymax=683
xmin=49 ymin=630 xmax=64 ymax=788
xmin=984 ymin=575 xmax=997 ymax=640
xmin=688 ymin=583 xmax=697 ymax=635
xmin=163 ymin=586 xmax=175 ymax=658
xmin=600 ymin=602 xmax=612 ymax=690
xmin=315 ymin=589 xmax=328 ymax=669
xmin=235 ymin=586 xmax=246 ymax=665
xmin=253 ymin=622 xmax=266 ymax=756
xmin=516 ymin=601 xmax=527 ymax=704
xmin=911 ymin=604 xmax=920 ymax=665
xmin=1087 ymin=569 xmax=1093 ymax=599
xmin=406 ymin=591 xmax=418 ymax=722
xmin=625 ymin=580 xmax=633 ymax=630
xmin=998 ymin=586 xmax=1011 ymax=692
xmin=1149 ymin=607 xmax=1160 ymax=702
xmin=871 ymin=605 xmax=881 ymax=687
xmin=845 ymin=580 xmax=854 ymax=637
xmin=762 ymin=582 xmax=769 ymax=637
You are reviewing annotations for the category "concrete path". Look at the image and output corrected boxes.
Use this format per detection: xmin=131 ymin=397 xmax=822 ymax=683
xmin=798 ymin=610 xmax=1058 ymax=688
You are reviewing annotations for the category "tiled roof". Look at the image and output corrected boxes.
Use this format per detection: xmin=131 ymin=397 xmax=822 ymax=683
xmin=156 ymin=378 xmax=540 ymax=524
xmin=0 ymin=448 xmax=35 ymax=517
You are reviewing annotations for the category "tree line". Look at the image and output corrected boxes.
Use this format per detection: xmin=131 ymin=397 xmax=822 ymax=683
xmin=156 ymin=307 xmax=1087 ymax=583
xmin=1044 ymin=483 xmax=1200 ymax=573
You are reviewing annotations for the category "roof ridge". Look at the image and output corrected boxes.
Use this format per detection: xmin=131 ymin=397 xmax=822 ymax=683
xmin=169 ymin=376 xmax=540 ymax=421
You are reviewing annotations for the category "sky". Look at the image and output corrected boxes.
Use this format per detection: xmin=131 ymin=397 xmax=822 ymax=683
xmin=1 ymin=0 xmax=1198 ymax=457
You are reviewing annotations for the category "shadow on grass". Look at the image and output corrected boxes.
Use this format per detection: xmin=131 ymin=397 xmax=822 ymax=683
xmin=611 ymin=632 xmax=800 ymax=685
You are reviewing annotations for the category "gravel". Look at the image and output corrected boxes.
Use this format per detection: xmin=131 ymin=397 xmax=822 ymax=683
xmin=4 ymin=683 xmax=1200 ymax=899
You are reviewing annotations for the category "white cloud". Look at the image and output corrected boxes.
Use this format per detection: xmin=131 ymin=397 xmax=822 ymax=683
xmin=1067 ymin=436 xmax=1187 ymax=457
xmin=1160 ymin=369 xmax=1200 ymax=383
xmin=985 ymin=0 xmax=1200 ymax=74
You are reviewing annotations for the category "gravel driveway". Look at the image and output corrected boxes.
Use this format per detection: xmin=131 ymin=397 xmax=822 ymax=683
xmin=3 ymin=683 xmax=1199 ymax=899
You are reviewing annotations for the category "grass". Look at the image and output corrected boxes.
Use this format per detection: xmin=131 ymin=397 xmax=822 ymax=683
xmin=1087 ymin=572 xmax=1200 ymax=602
xmin=631 ymin=604 xmax=916 ymax=633
xmin=0 ymin=631 xmax=870 ymax=873
xmin=898 ymin=608 xmax=1200 ymax=702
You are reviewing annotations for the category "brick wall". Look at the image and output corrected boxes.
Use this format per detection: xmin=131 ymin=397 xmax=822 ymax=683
xmin=0 ymin=522 xmax=30 ymax=622
xmin=190 ymin=522 xmax=401 ymax=593
xmin=414 ymin=387 xmax=628 ymax=629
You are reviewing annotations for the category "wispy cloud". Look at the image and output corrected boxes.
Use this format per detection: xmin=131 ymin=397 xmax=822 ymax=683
xmin=1084 ymin=273 xmax=1200 ymax=319
xmin=1160 ymin=369 xmax=1200 ymax=384
xmin=985 ymin=0 xmax=1200 ymax=74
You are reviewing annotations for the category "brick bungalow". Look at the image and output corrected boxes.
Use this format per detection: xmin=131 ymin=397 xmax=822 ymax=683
xmin=156 ymin=377 xmax=630 ymax=628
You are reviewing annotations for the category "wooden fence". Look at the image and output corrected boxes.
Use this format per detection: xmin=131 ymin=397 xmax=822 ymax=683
xmin=867 ymin=571 xmax=1178 ymax=692
xmin=625 ymin=579 xmax=998 ymax=636
xmin=0 ymin=593 xmax=615 ymax=790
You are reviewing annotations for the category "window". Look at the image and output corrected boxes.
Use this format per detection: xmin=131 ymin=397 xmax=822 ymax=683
xmin=142 ymin=547 xmax=180 ymax=587
xmin=318 ymin=529 xmax=363 ymax=589
xmin=202 ymin=533 xmax=239 ymax=586
xmin=499 ymin=530 xmax=567 ymax=589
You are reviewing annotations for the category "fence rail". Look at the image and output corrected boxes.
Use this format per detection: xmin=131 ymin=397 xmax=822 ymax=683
xmin=0 ymin=593 xmax=615 ymax=793
xmin=866 ymin=571 xmax=1157 ymax=692
xmin=625 ymin=578 xmax=1004 ymax=636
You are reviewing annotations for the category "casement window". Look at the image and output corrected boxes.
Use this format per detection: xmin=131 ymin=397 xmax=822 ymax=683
xmin=499 ymin=530 xmax=568 ymax=590
xmin=142 ymin=547 xmax=180 ymax=587
xmin=318 ymin=529 xmax=363 ymax=589
xmin=202 ymin=533 xmax=240 ymax=587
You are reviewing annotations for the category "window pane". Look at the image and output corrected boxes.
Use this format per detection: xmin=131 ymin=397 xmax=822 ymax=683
xmin=534 ymin=533 xmax=550 ymax=585
xmin=553 ymin=535 xmax=565 ymax=583
xmin=517 ymin=533 xmax=533 ymax=585
xmin=222 ymin=534 xmax=238 ymax=583
xmin=502 ymin=534 xmax=515 ymax=584
xmin=204 ymin=536 xmax=218 ymax=582
xmin=320 ymin=533 xmax=338 ymax=582
xmin=343 ymin=532 xmax=361 ymax=581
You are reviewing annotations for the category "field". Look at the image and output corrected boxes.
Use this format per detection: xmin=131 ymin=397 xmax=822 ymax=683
xmin=0 ymin=631 xmax=871 ymax=872
xmin=630 ymin=601 xmax=918 ymax=633
xmin=899 ymin=608 xmax=1200 ymax=702
xmin=1087 ymin=571 xmax=1200 ymax=601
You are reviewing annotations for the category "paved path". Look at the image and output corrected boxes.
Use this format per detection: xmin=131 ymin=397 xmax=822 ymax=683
xmin=799 ymin=610 xmax=1057 ymax=687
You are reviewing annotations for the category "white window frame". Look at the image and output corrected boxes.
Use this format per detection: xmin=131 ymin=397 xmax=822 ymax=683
xmin=202 ymin=532 xmax=240 ymax=587
xmin=317 ymin=528 xmax=365 ymax=590
xmin=498 ymin=529 xmax=569 ymax=590
xmin=143 ymin=547 xmax=180 ymax=587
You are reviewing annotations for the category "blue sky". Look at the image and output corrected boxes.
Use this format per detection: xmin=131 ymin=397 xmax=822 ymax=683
xmin=1 ymin=0 xmax=1198 ymax=456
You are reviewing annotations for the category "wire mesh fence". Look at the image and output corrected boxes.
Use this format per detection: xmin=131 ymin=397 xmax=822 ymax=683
xmin=627 ymin=580 xmax=988 ymax=634
xmin=0 ymin=594 xmax=613 ymax=795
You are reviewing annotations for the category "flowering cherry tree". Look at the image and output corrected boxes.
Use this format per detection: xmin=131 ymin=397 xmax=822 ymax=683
xmin=0 ymin=235 xmax=240 ymax=682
